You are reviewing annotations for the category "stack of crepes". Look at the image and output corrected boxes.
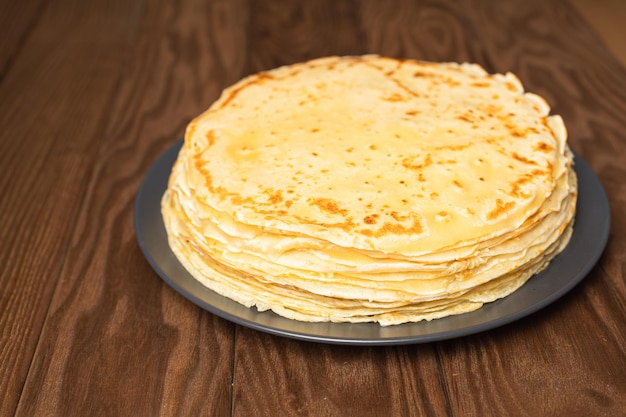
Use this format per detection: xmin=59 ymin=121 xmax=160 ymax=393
xmin=161 ymin=55 xmax=577 ymax=326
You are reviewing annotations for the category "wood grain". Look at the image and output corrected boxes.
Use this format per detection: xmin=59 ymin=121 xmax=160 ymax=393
xmin=0 ymin=0 xmax=141 ymax=414
xmin=0 ymin=0 xmax=624 ymax=416
xmin=232 ymin=328 xmax=449 ymax=417
xmin=0 ymin=0 xmax=48 ymax=80
xmin=7 ymin=0 xmax=243 ymax=416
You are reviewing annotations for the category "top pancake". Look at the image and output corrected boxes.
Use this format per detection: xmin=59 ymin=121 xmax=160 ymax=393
xmin=179 ymin=55 xmax=569 ymax=257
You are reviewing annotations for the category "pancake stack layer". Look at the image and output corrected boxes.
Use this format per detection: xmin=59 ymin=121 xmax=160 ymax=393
xmin=161 ymin=56 xmax=577 ymax=326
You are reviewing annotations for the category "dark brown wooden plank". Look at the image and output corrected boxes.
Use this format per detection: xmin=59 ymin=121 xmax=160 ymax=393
xmin=245 ymin=0 xmax=491 ymax=70
xmin=357 ymin=0 xmax=488 ymax=64
xmin=0 ymin=0 xmax=143 ymax=415
xmin=437 ymin=296 xmax=626 ymax=416
xmin=10 ymin=0 xmax=249 ymax=416
xmin=0 ymin=0 xmax=49 ymax=79
xmin=232 ymin=328 xmax=449 ymax=417
xmin=245 ymin=0 xmax=366 ymax=71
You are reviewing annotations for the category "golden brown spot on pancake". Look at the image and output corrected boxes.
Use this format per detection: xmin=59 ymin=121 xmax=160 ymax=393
xmin=444 ymin=77 xmax=461 ymax=87
xmin=402 ymin=154 xmax=432 ymax=170
xmin=405 ymin=110 xmax=420 ymax=116
xmin=436 ymin=211 xmax=451 ymax=222
xmin=505 ymin=82 xmax=519 ymax=93
xmin=230 ymin=194 xmax=255 ymax=206
xmin=205 ymin=129 xmax=216 ymax=147
xmin=308 ymin=197 xmax=348 ymax=216
xmin=504 ymin=122 xmax=539 ymax=138
xmin=284 ymin=200 xmax=293 ymax=208
xmin=471 ymin=81 xmax=490 ymax=88
xmin=540 ymin=117 xmax=553 ymax=131
xmin=193 ymin=155 xmax=224 ymax=198
xmin=217 ymin=72 xmax=276 ymax=110
xmin=383 ymin=92 xmax=407 ymax=102
xmin=487 ymin=198 xmax=516 ymax=220
xmin=311 ymin=128 xmax=320 ymax=133
xmin=264 ymin=189 xmax=283 ymax=204
xmin=369 ymin=144 xmax=376 ymax=150
xmin=257 ymin=71 xmax=274 ymax=81
xmin=390 ymin=211 xmax=408 ymax=221
xmin=484 ymin=137 xmax=497 ymax=146
xmin=312 ymin=152 xmax=318 ymax=157
xmin=509 ymin=183 xmax=531 ymax=199
xmin=479 ymin=103 xmax=503 ymax=116
xmin=535 ymin=142 xmax=553 ymax=153
xmin=318 ymin=218 xmax=357 ymax=230
xmin=509 ymin=169 xmax=549 ymax=198
xmin=363 ymin=214 xmax=379 ymax=224
xmin=346 ymin=147 xmax=354 ymax=153
xmin=457 ymin=111 xmax=477 ymax=124
xmin=511 ymin=152 xmax=538 ymax=165
xmin=453 ymin=180 xmax=463 ymax=188
xmin=259 ymin=209 xmax=288 ymax=216
xmin=359 ymin=215 xmax=423 ymax=237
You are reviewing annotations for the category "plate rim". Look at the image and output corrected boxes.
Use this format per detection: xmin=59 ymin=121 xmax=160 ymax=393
xmin=134 ymin=139 xmax=611 ymax=345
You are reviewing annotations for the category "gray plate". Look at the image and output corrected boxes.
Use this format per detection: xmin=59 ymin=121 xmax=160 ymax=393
xmin=134 ymin=139 xmax=610 ymax=345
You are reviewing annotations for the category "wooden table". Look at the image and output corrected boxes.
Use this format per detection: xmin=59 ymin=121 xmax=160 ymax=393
xmin=1 ymin=0 xmax=625 ymax=416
